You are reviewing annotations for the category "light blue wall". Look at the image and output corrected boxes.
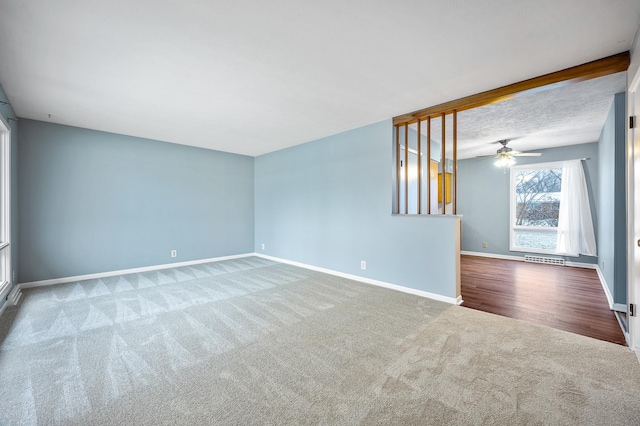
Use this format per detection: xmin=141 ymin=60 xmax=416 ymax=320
xmin=18 ymin=120 xmax=254 ymax=283
xmin=598 ymin=92 xmax=627 ymax=305
xmin=458 ymin=142 xmax=600 ymax=264
xmin=255 ymin=120 xmax=460 ymax=299
xmin=612 ymin=92 xmax=627 ymax=305
xmin=599 ymin=98 xmax=617 ymax=298
xmin=0 ymin=84 xmax=18 ymax=307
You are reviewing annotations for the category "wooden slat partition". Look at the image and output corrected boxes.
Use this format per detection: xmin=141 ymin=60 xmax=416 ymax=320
xmin=426 ymin=117 xmax=431 ymax=214
xmin=394 ymin=111 xmax=456 ymax=215
xmin=441 ymin=113 xmax=446 ymax=214
xmin=453 ymin=110 xmax=457 ymax=215
xmin=417 ymin=120 xmax=422 ymax=214
xmin=393 ymin=51 xmax=630 ymax=126
xmin=395 ymin=125 xmax=400 ymax=213
xmin=404 ymin=123 xmax=408 ymax=214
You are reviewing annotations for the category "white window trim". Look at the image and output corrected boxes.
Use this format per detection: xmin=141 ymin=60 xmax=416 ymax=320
xmin=0 ymin=113 xmax=11 ymax=290
xmin=510 ymin=230 xmax=559 ymax=254
xmin=509 ymin=161 xmax=562 ymax=255
xmin=509 ymin=161 xmax=566 ymax=171
xmin=0 ymin=280 xmax=9 ymax=303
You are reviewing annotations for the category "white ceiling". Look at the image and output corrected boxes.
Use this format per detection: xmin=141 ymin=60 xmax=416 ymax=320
xmin=0 ymin=1 xmax=639 ymax=157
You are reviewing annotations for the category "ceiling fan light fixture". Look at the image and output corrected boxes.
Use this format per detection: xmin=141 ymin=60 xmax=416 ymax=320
xmin=495 ymin=155 xmax=516 ymax=168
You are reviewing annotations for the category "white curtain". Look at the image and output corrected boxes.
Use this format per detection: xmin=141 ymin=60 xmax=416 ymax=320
xmin=556 ymin=160 xmax=597 ymax=256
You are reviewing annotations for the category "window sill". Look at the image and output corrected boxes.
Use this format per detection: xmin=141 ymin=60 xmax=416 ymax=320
xmin=510 ymin=246 xmax=559 ymax=255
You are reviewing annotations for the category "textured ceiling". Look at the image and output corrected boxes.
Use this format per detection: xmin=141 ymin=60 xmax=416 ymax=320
xmin=452 ymin=72 xmax=627 ymax=159
xmin=0 ymin=1 xmax=639 ymax=156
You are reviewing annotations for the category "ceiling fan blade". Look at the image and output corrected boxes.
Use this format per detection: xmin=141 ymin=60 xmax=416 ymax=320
xmin=513 ymin=153 xmax=542 ymax=157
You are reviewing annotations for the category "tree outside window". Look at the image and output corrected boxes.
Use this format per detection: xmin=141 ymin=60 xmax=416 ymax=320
xmin=511 ymin=167 xmax=563 ymax=252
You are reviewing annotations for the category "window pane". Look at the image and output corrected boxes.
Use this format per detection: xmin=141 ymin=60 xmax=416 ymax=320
xmin=515 ymin=168 xmax=562 ymax=227
xmin=0 ymin=140 xmax=3 ymax=244
xmin=514 ymin=229 xmax=558 ymax=250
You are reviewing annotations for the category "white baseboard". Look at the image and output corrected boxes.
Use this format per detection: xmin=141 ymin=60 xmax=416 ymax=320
xmin=462 ymin=251 xmax=598 ymax=269
xmin=595 ymin=265 xmax=614 ymax=309
xmin=612 ymin=303 xmax=627 ymax=312
xmin=613 ymin=311 xmax=631 ymax=346
xmin=255 ymin=253 xmax=461 ymax=305
xmin=461 ymin=251 xmax=523 ymax=262
xmin=18 ymin=253 xmax=255 ymax=289
xmin=564 ymin=261 xmax=597 ymax=269
xmin=594 ymin=264 xmax=626 ymax=314
xmin=16 ymin=251 xmax=461 ymax=305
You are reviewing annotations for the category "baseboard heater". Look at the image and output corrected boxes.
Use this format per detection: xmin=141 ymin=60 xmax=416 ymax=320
xmin=524 ymin=255 xmax=565 ymax=266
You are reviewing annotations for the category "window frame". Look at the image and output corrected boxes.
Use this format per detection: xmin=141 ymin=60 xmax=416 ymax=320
xmin=0 ymin=113 xmax=11 ymax=303
xmin=509 ymin=161 xmax=564 ymax=255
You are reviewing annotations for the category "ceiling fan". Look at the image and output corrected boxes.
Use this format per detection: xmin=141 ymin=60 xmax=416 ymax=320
xmin=493 ymin=139 xmax=541 ymax=167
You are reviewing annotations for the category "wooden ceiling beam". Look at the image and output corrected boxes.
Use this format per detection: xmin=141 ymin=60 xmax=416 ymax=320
xmin=393 ymin=51 xmax=630 ymax=126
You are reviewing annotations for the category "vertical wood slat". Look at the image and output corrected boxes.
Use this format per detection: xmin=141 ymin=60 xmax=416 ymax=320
xmin=417 ymin=120 xmax=421 ymax=214
xmin=404 ymin=123 xmax=409 ymax=214
xmin=441 ymin=113 xmax=446 ymax=215
xmin=453 ymin=110 xmax=458 ymax=215
xmin=427 ymin=117 xmax=431 ymax=214
xmin=395 ymin=125 xmax=400 ymax=214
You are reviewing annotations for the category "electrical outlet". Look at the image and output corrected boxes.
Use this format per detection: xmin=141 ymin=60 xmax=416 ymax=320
xmin=482 ymin=242 xmax=488 ymax=248
xmin=171 ymin=250 xmax=177 ymax=258
xmin=361 ymin=261 xmax=366 ymax=270
xmin=601 ymin=261 xmax=604 ymax=271
xmin=261 ymin=243 xmax=265 ymax=250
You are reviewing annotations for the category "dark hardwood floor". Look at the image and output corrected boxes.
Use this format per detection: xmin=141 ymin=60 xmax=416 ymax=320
xmin=460 ymin=255 xmax=626 ymax=346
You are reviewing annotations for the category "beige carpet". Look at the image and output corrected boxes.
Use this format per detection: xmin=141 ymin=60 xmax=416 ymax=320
xmin=0 ymin=257 xmax=639 ymax=425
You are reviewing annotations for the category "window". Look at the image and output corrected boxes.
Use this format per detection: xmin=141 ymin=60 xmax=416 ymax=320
xmin=0 ymin=114 xmax=11 ymax=302
xmin=510 ymin=163 xmax=562 ymax=254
